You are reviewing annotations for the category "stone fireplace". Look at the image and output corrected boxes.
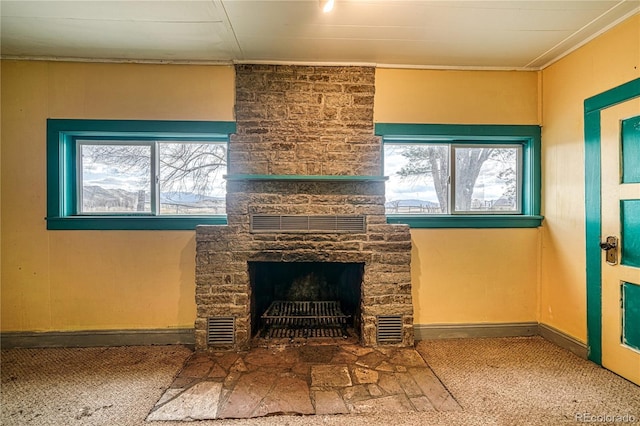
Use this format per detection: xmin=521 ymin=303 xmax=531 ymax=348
xmin=195 ymin=65 xmax=413 ymax=351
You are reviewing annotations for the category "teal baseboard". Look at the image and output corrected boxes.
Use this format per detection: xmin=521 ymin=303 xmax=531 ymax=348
xmin=0 ymin=328 xmax=195 ymax=348
xmin=413 ymin=322 xmax=588 ymax=359
xmin=1 ymin=323 xmax=588 ymax=359
xmin=537 ymin=323 xmax=588 ymax=359
xmin=413 ymin=322 xmax=539 ymax=340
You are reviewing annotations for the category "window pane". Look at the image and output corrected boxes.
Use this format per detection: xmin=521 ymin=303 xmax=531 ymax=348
xmin=158 ymin=142 xmax=227 ymax=215
xmin=79 ymin=143 xmax=151 ymax=213
xmin=384 ymin=144 xmax=449 ymax=214
xmin=454 ymin=146 xmax=520 ymax=213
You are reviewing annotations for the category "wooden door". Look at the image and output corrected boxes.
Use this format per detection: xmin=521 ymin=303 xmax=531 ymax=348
xmin=600 ymin=99 xmax=640 ymax=384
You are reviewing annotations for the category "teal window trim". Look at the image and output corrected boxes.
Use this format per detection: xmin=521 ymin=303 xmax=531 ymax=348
xmin=386 ymin=215 xmax=544 ymax=229
xmin=375 ymin=123 xmax=542 ymax=228
xmin=584 ymin=78 xmax=640 ymax=365
xmin=47 ymin=119 xmax=235 ymax=230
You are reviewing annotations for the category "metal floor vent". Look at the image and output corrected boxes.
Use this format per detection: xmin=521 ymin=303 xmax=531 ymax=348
xmin=377 ymin=315 xmax=403 ymax=344
xmin=250 ymin=215 xmax=366 ymax=233
xmin=207 ymin=317 xmax=235 ymax=346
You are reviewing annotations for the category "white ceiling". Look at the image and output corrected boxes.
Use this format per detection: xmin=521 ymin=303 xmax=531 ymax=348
xmin=1 ymin=0 xmax=638 ymax=70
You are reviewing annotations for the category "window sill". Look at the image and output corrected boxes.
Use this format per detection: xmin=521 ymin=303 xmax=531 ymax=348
xmin=46 ymin=216 xmax=228 ymax=231
xmin=386 ymin=215 xmax=544 ymax=228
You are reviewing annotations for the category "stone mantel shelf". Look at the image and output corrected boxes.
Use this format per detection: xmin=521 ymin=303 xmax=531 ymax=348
xmin=223 ymin=174 xmax=389 ymax=182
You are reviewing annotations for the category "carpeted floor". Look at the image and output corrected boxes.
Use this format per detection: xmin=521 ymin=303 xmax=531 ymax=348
xmin=1 ymin=336 xmax=638 ymax=425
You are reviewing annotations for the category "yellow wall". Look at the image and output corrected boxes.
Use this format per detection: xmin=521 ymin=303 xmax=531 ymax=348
xmin=540 ymin=14 xmax=640 ymax=342
xmin=410 ymin=229 xmax=540 ymax=324
xmin=375 ymin=69 xmax=541 ymax=325
xmin=375 ymin=69 xmax=540 ymax=124
xmin=1 ymin=61 xmax=235 ymax=331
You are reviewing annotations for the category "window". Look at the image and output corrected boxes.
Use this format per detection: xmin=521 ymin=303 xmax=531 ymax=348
xmin=384 ymin=143 xmax=522 ymax=214
xmin=77 ymin=140 xmax=226 ymax=215
xmin=376 ymin=124 xmax=542 ymax=228
xmin=47 ymin=119 xmax=236 ymax=230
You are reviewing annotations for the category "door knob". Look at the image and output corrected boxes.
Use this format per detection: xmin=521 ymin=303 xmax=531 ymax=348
xmin=600 ymin=241 xmax=616 ymax=251
xmin=600 ymin=236 xmax=618 ymax=265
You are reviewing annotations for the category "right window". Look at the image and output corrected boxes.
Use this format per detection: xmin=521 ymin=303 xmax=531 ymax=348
xmin=384 ymin=143 xmax=522 ymax=215
xmin=376 ymin=123 xmax=541 ymax=228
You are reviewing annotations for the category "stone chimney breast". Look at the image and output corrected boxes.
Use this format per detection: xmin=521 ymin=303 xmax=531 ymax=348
xmin=195 ymin=64 xmax=413 ymax=351
xmin=229 ymin=65 xmax=381 ymax=176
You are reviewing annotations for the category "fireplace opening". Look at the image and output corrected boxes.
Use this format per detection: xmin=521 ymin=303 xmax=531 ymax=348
xmin=249 ymin=262 xmax=364 ymax=340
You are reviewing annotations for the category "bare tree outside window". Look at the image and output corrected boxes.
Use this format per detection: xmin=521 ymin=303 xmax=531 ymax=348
xmin=80 ymin=144 xmax=151 ymax=213
xmin=79 ymin=141 xmax=227 ymax=215
xmin=396 ymin=145 xmax=449 ymax=213
xmin=453 ymin=147 xmax=493 ymax=211
xmin=158 ymin=142 xmax=227 ymax=214
xmin=454 ymin=146 xmax=519 ymax=212
xmin=384 ymin=143 xmax=520 ymax=214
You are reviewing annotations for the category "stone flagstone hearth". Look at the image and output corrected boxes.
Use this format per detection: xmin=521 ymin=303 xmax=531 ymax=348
xmin=147 ymin=343 xmax=460 ymax=421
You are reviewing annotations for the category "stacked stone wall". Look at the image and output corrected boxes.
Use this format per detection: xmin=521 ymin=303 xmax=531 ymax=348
xmin=229 ymin=65 xmax=381 ymax=176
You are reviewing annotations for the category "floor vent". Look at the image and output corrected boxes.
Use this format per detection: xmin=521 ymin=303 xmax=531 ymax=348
xmin=377 ymin=315 xmax=403 ymax=344
xmin=207 ymin=317 xmax=235 ymax=346
xmin=250 ymin=215 xmax=366 ymax=233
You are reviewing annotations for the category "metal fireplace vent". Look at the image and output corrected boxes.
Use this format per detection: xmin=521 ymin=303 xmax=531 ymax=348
xmin=207 ymin=317 xmax=235 ymax=346
xmin=250 ymin=215 xmax=366 ymax=233
xmin=376 ymin=315 xmax=403 ymax=344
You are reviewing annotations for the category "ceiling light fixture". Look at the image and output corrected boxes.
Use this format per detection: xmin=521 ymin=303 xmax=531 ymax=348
xmin=320 ymin=0 xmax=334 ymax=13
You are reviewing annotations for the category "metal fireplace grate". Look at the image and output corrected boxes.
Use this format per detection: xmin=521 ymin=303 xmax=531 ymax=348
xmin=207 ymin=317 xmax=235 ymax=346
xmin=376 ymin=315 xmax=403 ymax=344
xmin=261 ymin=301 xmax=349 ymax=338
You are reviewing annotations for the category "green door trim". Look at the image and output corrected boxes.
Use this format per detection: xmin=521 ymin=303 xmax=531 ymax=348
xmin=584 ymin=78 xmax=640 ymax=364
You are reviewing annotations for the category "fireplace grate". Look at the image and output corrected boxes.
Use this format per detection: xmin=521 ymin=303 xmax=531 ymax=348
xmin=261 ymin=301 xmax=349 ymax=338
xmin=264 ymin=327 xmax=346 ymax=339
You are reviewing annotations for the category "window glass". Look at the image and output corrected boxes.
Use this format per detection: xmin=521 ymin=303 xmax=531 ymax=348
xmin=384 ymin=143 xmax=522 ymax=215
xmin=158 ymin=142 xmax=227 ymax=215
xmin=384 ymin=144 xmax=449 ymax=214
xmin=78 ymin=140 xmax=227 ymax=216
xmin=79 ymin=143 xmax=152 ymax=214
xmin=453 ymin=146 xmax=521 ymax=213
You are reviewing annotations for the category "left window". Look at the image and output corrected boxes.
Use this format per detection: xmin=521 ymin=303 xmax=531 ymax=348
xmin=47 ymin=119 xmax=236 ymax=230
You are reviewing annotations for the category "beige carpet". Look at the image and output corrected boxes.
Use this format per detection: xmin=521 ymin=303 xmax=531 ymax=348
xmin=1 ymin=337 xmax=638 ymax=425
